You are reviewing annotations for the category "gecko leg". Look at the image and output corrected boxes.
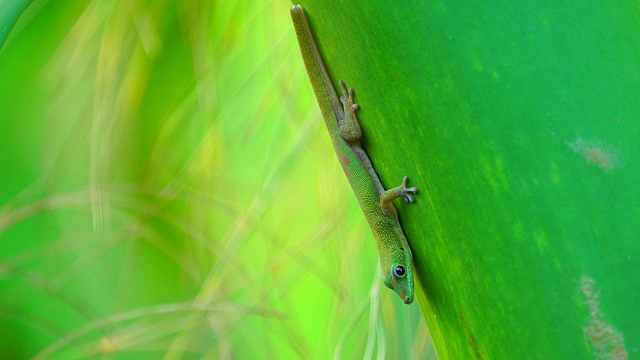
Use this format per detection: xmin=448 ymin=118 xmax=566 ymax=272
xmin=380 ymin=176 xmax=418 ymax=216
xmin=338 ymin=80 xmax=362 ymax=142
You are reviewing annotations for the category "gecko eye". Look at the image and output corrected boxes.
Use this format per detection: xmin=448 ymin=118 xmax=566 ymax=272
xmin=393 ymin=265 xmax=406 ymax=278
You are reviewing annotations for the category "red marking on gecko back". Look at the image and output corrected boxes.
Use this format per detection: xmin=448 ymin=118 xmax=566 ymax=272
xmin=341 ymin=156 xmax=350 ymax=177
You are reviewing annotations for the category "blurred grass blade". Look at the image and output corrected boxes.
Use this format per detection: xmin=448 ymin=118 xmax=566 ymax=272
xmin=0 ymin=0 xmax=31 ymax=50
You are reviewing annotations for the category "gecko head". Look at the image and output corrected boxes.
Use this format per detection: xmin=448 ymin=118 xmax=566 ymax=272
xmin=382 ymin=249 xmax=414 ymax=304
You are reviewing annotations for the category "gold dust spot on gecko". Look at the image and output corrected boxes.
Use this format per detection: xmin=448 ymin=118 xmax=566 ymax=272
xmin=566 ymin=136 xmax=625 ymax=171
xmin=580 ymin=277 xmax=628 ymax=360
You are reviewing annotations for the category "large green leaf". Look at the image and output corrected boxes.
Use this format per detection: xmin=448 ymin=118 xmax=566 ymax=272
xmin=292 ymin=1 xmax=639 ymax=358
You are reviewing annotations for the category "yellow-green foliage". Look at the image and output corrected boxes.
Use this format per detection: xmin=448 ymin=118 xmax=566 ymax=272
xmin=0 ymin=0 xmax=432 ymax=358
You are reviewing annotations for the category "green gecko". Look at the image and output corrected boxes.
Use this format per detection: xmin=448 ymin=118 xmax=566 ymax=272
xmin=290 ymin=5 xmax=418 ymax=304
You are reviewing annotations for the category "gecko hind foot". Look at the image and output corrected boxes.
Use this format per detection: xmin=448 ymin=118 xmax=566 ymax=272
xmin=400 ymin=176 xmax=418 ymax=203
xmin=337 ymin=79 xmax=362 ymax=142
xmin=339 ymin=80 xmax=359 ymax=114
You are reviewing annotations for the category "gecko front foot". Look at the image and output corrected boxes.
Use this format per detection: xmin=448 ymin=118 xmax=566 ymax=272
xmin=399 ymin=176 xmax=418 ymax=202
xmin=380 ymin=176 xmax=419 ymax=216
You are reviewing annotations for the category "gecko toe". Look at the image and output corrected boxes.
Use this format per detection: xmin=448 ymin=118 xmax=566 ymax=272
xmin=339 ymin=80 xmax=348 ymax=96
xmin=400 ymin=178 xmax=418 ymax=202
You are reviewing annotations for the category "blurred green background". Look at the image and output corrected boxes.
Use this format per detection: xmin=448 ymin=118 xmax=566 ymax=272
xmin=0 ymin=0 xmax=433 ymax=358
